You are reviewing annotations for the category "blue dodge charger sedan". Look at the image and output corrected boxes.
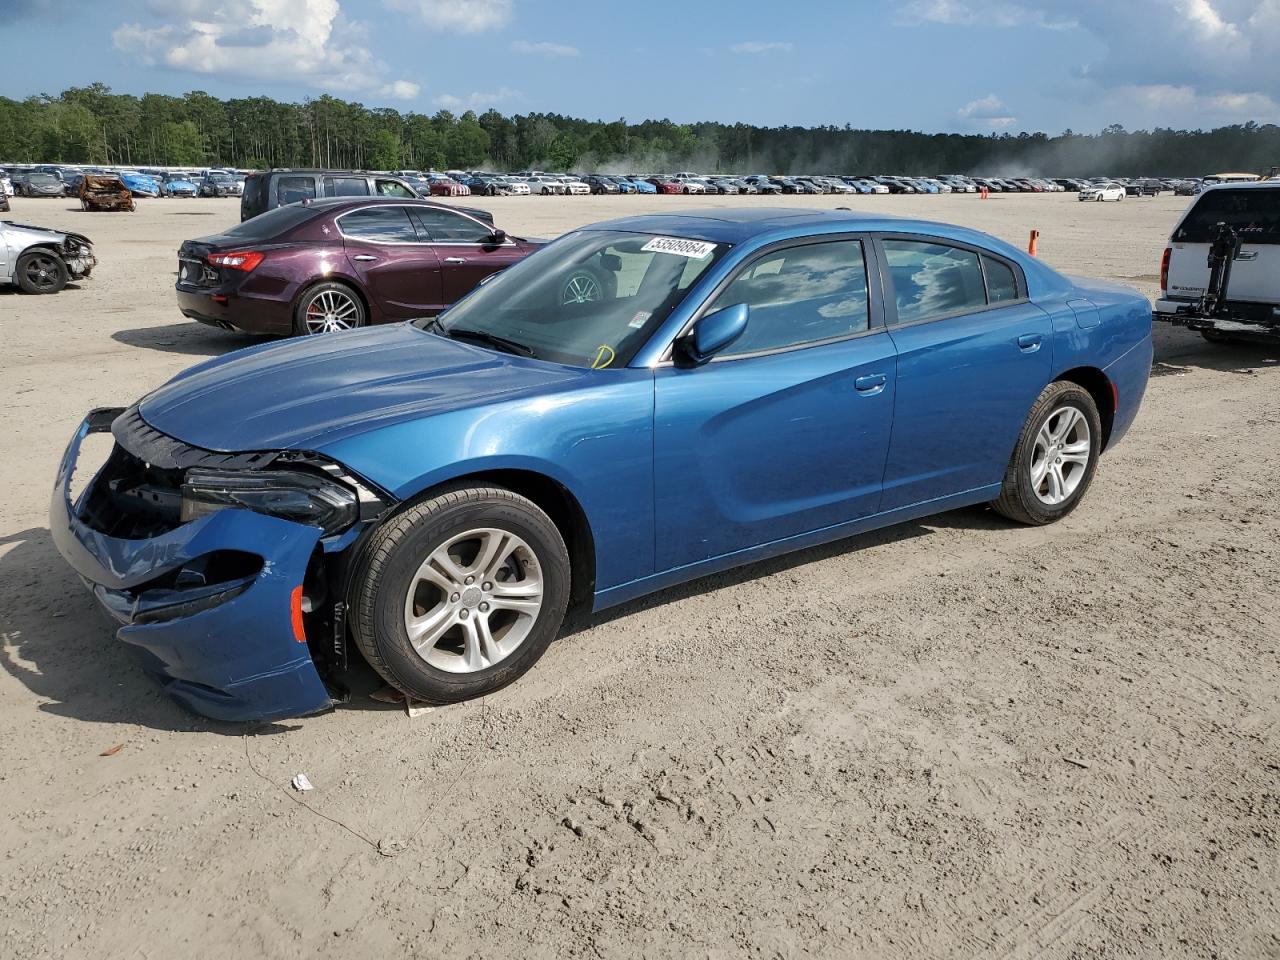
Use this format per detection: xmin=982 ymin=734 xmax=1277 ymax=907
xmin=51 ymin=209 xmax=1152 ymax=721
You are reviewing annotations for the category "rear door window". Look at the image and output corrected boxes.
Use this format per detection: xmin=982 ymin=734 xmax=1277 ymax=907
xmin=338 ymin=206 xmax=419 ymax=243
xmin=277 ymin=176 xmax=317 ymax=206
xmin=323 ymin=176 xmax=370 ymax=198
xmin=1175 ymin=188 xmax=1280 ymax=243
xmin=882 ymin=239 xmax=988 ymax=323
xmin=409 ymin=207 xmax=494 ymax=242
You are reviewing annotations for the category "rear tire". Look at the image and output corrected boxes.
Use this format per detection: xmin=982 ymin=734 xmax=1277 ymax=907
xmin=352 ymin=485 xmax=571 ymax=705
xmin=992 ymin=381 xmax=1102 ymax=525
xmin=293 ymin=281 xmax=366 ymax=336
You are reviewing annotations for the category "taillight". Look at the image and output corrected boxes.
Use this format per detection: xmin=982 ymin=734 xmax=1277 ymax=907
xmin=1160 ymin=247 xmax=1171 ymax=292
xmin=208 ymin=250 xmax=264 ymax=272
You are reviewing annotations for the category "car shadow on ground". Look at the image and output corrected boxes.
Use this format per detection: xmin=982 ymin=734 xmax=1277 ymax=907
xmin=0 ymin=282 xmax=88 ymax=297
xmin=562 ymin=506 xmax=992 ymax=635
xmin=1153 ymin=328 xmax=1280 ymax=374
xmin=3 ymin=506 xmax=1000 ymax=730
xmin=0 ymin=527 xmax=300 ymax=735
xmin=112 ymin=323 xmax=267 ymax=357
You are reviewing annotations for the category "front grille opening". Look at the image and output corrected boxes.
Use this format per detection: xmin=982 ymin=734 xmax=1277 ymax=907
xmin=78 ymin=442 xmax=185 ymax=539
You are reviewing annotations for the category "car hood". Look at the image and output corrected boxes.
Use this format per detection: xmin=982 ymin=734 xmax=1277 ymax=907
xmin=138 ymin=323 xmax=591 ymax=452
xmin=1 ymin=221 xmax=90 ymax=247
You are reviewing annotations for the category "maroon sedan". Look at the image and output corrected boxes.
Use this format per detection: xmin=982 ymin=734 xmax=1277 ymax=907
xmin=176 ymin=198 xmax=542 ymax=336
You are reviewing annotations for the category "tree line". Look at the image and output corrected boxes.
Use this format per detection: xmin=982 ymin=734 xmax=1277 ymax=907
xmin=2 ymin=83 xmax=1277 ymax=177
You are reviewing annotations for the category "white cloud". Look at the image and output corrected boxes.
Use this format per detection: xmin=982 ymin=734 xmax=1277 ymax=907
xmin=958 ymin=93 xmax=1017 ymax=128
xmin=433 ymin=87 xmax=521 ymax=110
xmin=730 ymin=40 xmax=794 ymax=53
xmin=385 ymin=0 xmax=512 ymax=31
xmin=1107 ymin=83 xmax=1279 ymax=124
xmin=510 ymin=39 xmax=580 ymax=57
xmin=113 ymin=0 xmax=416 ymax=97
xmin=895 ymin=0 xmax=1075 ymax=28
xmin=380 ymin=79 xmax=421 ymax=99
xmin=902 ymin=1 xmax=1280 ymax=126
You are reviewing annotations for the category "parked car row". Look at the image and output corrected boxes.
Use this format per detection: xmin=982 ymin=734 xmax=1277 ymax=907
xmin=0 ymin=164 xmax=249 ymax=200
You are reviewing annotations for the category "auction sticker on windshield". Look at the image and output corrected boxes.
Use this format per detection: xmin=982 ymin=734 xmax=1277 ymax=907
xmin=641 ymin=237 xmax=717 ymax=259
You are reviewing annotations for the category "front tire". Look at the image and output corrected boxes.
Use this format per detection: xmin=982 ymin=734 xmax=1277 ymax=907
xmin=992 ymin=381 xmax=1102 ymax=525
xmin=15 ymin=250 xmax=69 ymax=294
xmin=352 ymin=485 xmax=571 ymax=705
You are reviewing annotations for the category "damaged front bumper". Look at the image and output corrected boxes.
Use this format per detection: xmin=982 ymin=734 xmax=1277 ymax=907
xmin=49 ymin=409 xmax=336 ymax=722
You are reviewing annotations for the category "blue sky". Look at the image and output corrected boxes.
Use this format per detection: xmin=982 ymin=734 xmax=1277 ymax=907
xmin=3 ymin=0 xmax=1277 ymax=133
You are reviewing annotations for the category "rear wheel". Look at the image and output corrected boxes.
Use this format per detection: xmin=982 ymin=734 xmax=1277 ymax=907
xmin=1201 ymin=329 xmax=1240 ymax=344
xmin=352 ymin=485 xmax=571 ymax=704
xmin=992 ymin=381 xmax=1102 ymax=525
xmin=293 ymin=282 xmax=366 ymax=336
xmin=15 ymin=250 xmax=69 ymax=294
xmin=561 ymin=268 xmax=608 ymax=305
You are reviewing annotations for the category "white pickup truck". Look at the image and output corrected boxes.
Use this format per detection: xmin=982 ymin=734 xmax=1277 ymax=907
xmin=1154 ymin=181 xmax=1280 ymax=341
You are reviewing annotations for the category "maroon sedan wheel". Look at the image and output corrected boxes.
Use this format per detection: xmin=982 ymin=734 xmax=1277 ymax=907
xmin=294 ymin=282 xmax=367 ymax=336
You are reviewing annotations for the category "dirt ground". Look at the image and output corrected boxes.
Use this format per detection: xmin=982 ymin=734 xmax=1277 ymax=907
xmin=1 ymin=192 xmax=1277 ymax=960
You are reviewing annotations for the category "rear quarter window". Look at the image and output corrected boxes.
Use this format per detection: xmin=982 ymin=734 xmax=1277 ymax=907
xmin=1176 ymin=188 xmax=1280 ymax=244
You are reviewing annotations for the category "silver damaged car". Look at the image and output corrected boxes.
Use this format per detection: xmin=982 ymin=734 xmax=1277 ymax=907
xmin=1 ymin=220 xmax=96 ymax=294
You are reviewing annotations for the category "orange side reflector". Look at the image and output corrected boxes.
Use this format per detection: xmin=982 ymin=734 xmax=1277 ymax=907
xmin=290 ymin=585 xmax=307 ymax=643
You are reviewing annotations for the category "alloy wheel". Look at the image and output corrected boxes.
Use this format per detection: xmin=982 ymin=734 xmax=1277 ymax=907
xmin=403 ymin=527 xmax=544 ymax=673
xmin=562 ymin=273 xmax=602 ymax=305
xmin=1030 ymin=405 xmax=1091 ymax=505
xmin=304 ymin=289 xmax=360 ymax=334
xmin=22 ymin=254 xmax=61 ymax=292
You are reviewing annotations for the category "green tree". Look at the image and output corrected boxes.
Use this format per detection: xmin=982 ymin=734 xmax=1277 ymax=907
xmin=159 ymin=121 xmax=205 ymax=165
xmin=368 ymin=128 xmax=402 ymax=169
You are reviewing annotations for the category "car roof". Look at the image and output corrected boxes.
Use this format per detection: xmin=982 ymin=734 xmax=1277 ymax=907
xmin=580 ymin=207 xmax=915 ymax=244
xmin=1198 ymin=180 xmax=1278 ymax=191
xmin=293 ymin=196 xmax=443 ymax=211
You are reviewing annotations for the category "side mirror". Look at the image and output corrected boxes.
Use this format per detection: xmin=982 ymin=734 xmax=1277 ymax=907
xmin=489 ymin=228 xmax=508 ymax=244
xmin=676 ymin=303 xmax=749 ymax=366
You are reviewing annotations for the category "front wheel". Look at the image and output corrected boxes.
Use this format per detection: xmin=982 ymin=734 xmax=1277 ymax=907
xmin=352 ymin=486 xmax=571 ymax=704
xmin=992 ymin=381 xmax=1102 ymax=525
xmin=15 ymin=250 xmax=69 ymax=294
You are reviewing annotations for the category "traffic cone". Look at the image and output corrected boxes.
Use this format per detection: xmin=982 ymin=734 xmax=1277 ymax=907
xmin=1028 ymin=229 xmax=1040 ymax=256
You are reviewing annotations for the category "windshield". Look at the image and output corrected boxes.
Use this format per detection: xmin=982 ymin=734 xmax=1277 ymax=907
xmin=417 ymin=230 xmax=728 ymax=368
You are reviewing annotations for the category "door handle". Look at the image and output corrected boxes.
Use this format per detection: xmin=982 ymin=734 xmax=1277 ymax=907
xmin=352 ymin=254 xmax=378 ymax=262
xmin=1235 ymin=250 xmax=1258 ymax=261
xmin=443 ymin=256 xmax=469 ymax=263
xmin=1017 ymin=334 xmax=1042 ymax=352
xmin=854 ymin=373 xmax=887 ymax=394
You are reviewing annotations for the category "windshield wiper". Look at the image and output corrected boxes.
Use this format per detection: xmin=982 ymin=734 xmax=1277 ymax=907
xmin=447 ymin=327 xmax=537 ymax=358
